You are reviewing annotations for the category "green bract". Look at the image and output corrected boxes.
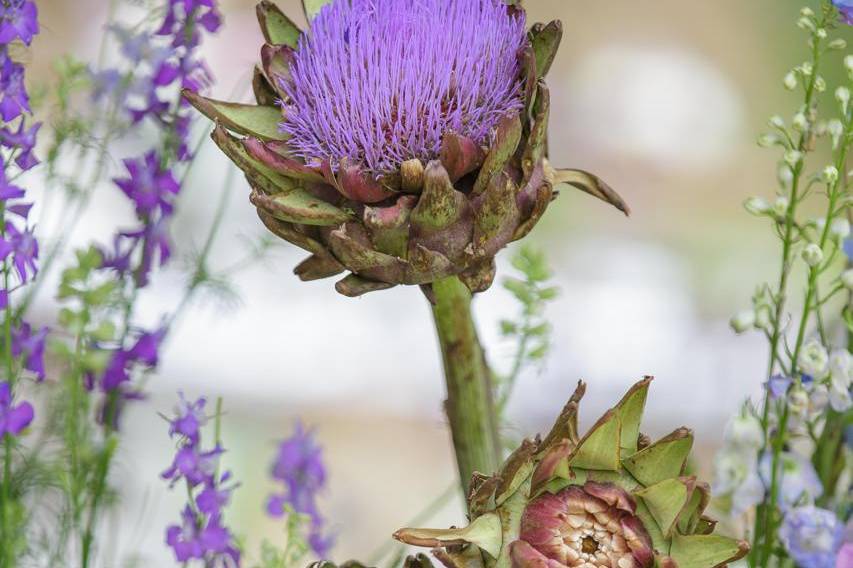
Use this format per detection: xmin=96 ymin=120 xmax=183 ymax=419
xmin=185 ymin=0 xmax=628 ymax=298
xmin=393 ymin=379 xmax=749 ymax=568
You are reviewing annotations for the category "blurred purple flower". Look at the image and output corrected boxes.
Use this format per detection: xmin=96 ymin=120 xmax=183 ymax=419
xmin=0 ymin=0 xmax=38 ymax=46
xmin=759 ymin=451 xmax=823 ymax=511
xmin=0 ymin=121 xmax=40 ymax=171
xmin=114 ymin=152 xmax=180 ymax=217
xmin=767 ymin=374 xmax=792 ymax=399
xmin=165 ymin=506 xmax=240 ymax=565
xmin=267 ymin=422 xmax=333 ymax=557
xmin=0 ymin=381 xmax=33 ymax=436
xmin=0 ymin=50 xmax=30 ymax=122
xmin=0 ymin=221 xmax=38 ymax=283
xmin=837 ymin=544 xmax=853 ymax=568
xmin=162 ymin=444 xmax=223 ymax=488
xmin=0 ymin=165 xmax=24 ymax=201
xmin=11 ymin=322 xmax=47 ymax=380
xmin=780 ymin=506 xmax=844 ymax=568
xmin=835 ymin=1 xmax=853 ymax=25
xmin=169 ymin=394 xmax=207 ymax=444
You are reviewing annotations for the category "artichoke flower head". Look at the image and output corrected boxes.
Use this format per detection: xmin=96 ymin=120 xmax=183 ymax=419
xmin=185 ymin=0 xmax=627 ymax=298
xmin=394 ymin=379 xmax=750 ymax=568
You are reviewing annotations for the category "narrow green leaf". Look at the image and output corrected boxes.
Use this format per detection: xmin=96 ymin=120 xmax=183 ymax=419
xmin=529 ymin=21 xmax=563 ymax=79
xmin=614 ymin=377 xmax=651 ymax=452
xmin=551 ymin=168 xmax=630 ymax=216
xmin=393 ymin=513 xmax=502 ymax=560
xmin=183 ymin=90 xmax=287 ymax=141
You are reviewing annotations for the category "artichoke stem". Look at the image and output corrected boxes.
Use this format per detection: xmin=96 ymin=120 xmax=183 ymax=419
xmin=429 ymin=276 xmax=501 ymax=498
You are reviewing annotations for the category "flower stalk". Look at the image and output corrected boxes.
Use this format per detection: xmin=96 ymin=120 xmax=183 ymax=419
xmin=429 ymin=276 xmax=501 ymax=496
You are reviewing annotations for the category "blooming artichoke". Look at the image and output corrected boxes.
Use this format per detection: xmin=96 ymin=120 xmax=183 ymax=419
xmin=394 ymin=379 xmax=749 ymax=568
xmin=185 ymin=0 xmax=627 ymax=297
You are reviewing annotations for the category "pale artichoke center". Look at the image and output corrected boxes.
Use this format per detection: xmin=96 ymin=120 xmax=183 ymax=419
xmin=558 ymin=511 xmax=635 ymax=568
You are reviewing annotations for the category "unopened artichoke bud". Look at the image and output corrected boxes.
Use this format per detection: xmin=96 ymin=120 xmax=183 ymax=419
xmin=394 ymin=379 xmax=749 ymax=568
xmin=185 ymin=0 xmax=628 ymax=298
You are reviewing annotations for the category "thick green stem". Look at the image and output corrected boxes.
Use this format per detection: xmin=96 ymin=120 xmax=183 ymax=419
xmin=429 ymin=276 xmax=501 ymax=498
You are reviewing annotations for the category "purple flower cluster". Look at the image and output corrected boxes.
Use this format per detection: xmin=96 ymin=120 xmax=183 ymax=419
xmin=0 ymin=0 xmax=45 ymax=437
xmin=779 ymin=506 xmax=845 ymax=568
xmin=162 ymin=394 xmax=240 ymax=566
xmin=266 ymin=422 xmax=333 ymax=558
xmin=282 ymin=0 xmax=527 ymax=176
xmin=834 ymin=1 xmax=853 ymax=25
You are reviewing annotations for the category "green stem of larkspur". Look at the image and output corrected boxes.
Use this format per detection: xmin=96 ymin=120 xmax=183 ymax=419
xmin=429 ymin=276 xmax=501 ymax=498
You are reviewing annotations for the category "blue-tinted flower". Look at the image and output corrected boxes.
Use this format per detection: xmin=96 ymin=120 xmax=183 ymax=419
xmin=0 ymin=1 xmax=38 ymax=46
xmin=759 ymin=451 xmax=823 ymax=510
xmin=267 ymin=422 xmax=333 ymax=557
xmin=282 ymin=0 xmax=527 ymax=176
xmin=780 ymin=506 xmax=844 ymax=568
xmin=767 ymin=374 xmax=792 ymax=399
xmin=0 ymin=381 xmax=33 ymax=436
xmin=11 ymin=321 xmax=47 ymax=380
xmin=165 ymin=506 xmax=240 ymax=564
xmin=835 ymin=1 xmax=853 ymax=25
xmin=113 ymin=152 xmax=180 ymax=217
xmin=0 ymin=50 xmax=30 ymax=122
xmin=0 ymin=221 xmax=38 ymax=283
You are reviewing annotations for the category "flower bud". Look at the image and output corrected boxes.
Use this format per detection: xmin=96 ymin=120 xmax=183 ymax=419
xmin=797 ymin=17 xmax=815 ymax=31
xmin=828 ymin=38 xmax=847 ymax=50
xmin=787 ymin=384 xmax=810 ymax=417
xmin=800 ymin=7 xmax=814 ymax=17
xmin=744 ymin=196 xmax=770 ymax=215
xmin=816 ymin=28 xmax=828 ymax=40
xmin=784 ymin=72 xmax=798 ymax=90
xmin=798 ymin=339 xmax=829 ymax=378
xmin=755 ymin=307 xmax=771 ymax=330
xmin=846 ymin=55 xmax=853 ymax=75
xmin=841 ymin=269 xmax=853 ymax=289
xmin=769 ymin=115 xmax=786 ymax=129
xmin=784 ymin=149 xmax=803 ymax=169
xmin=822 ymin=165 xmax=839 ymax=185
xmin=774 ymin=195 xmax=790 ymax=217
xmin=778 ymin=165 xmax=794 ymax=189
xmin=814 ymin=76 xmax=826 ymax=93
xmin=831 ymin=218 xmax=850 ymax=240
xmin=724 ymin=411 xmax=764 ymax=449
xmin=799 ymin=62 xmax=814 ymax=76
xmin=730 ymin=310 xmax=756 ymax=334
xmin=802 ymin=243 xmax=824 ymax=267
xmin=836 ymin=86 xmax=851 ymax=114
xmin=828 ymin=119 xmax=844 ymax=149
xmin=792 ymin=112 xmax=808 ymax=132
xmin=758 ymin=133 xmax=779 ymax=148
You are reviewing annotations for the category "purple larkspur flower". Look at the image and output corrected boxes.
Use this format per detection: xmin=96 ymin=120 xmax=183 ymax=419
xmin=98 ymin=219 xmax=173 ymax=287
xmin=165 ymin=506 xmax=240 ymax=565
xmin=0 ymin=0 xmax=38 ymax=46
xmin=0 ymin=164 xmax=24 ymax=201
xmin=0 ymin=221 xmax=38 ymax=283
xmin=835 ymin=1 xmax=853 ymax=25
xmin=282 ymin=0 xmax=527 ymax=176
xmin=267 ymin=422 xmax=332 ymax=557
xmin=169 ymin=393 xmax=207 ymax=444
xmin=0 ymin=381 xmax=33 ymax=436
xmin=98 ymin=328 xmax=165 ymax=391
xmin=113 ymin=152 xmax=180 ymax=217
xmin=157 ymin=0 xmax=222 ymax=49
xmin=162 ymin=444 xmax=224 ymax=487
xmin=767 ymin=374 xmax=792 ymax=399
xmin=780 ymin=506 xmax=844 ymax=568
xmin=11 ymin=321 xmax=47 ymax=380
xmin=0 ymin=50 xmax=29 ymax=122
xmin=0 ymin=121 xmax=40 ymax=170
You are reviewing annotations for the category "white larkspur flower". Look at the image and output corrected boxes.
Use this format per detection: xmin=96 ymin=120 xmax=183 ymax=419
xmin=802 ymin=243 xmax=824 ymax=267
xmin=723 ymin=410 xmax=764 ymax=450
xmin=730 ymin=310 xmax=756 ymax=334
xmin=798 ymin=340 xmax=829 ymax=378
xmin=712 ymin=450 xmax=764 ymax=517
xmin=828 ymin=350 xmax=853 ymax=412
xmin=759 ymin=452 xmax=823 ymax=511
xmin=744 ymin=196 xmax=770 ymax=215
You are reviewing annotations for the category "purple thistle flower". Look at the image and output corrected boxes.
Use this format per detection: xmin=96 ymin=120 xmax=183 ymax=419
xmin=267 ymin=422 xmax=332 ymax=557
xmin=0 ymin=221 xmax=38 ymax=283
xmin=11 ymin=321 xmax=47 ymax=380
xmin=282 ymin=0 xmax=527 ymax=176
xmin=0 ymin=0 xmax=38 ymax=46
xmin=834 ymin=1 xmax=853 ymax=25
xmin=0 ymin=50 xmax=30 ymax=122
xmin=0 ymin=381 xmax=33 ymax=437
xmin=779 ymin=506 xmax=844 ymax=568
xmin=113 ymin=152 xmax=180 ymax=218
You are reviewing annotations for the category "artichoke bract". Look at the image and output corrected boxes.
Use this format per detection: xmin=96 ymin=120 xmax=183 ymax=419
xmin=185 ymin=0 xmax=627 ymax=297
xmin=394 ymin=379 xmax=750 ymax=568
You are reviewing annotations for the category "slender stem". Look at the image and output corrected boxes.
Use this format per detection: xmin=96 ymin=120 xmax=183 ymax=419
xmin=429 ymin=276 xmax=501 ymax=498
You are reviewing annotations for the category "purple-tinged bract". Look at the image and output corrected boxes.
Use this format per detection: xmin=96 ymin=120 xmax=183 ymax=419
xmin=282 ymin=0 xmax=526 ymax=176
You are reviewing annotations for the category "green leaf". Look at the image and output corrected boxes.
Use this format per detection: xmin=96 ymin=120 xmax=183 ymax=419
xmin=183 ymin=90 xmax=287 ymax=141
xmin=614 ymin=377 xmax=651 ymax=452
xmin=568 ymin=409 xmax=622 ymax=471
xmin=248 ymin=174 xmax=353 ymax=226
xmin=529 ymin=21 xmax=563 ymax=79
xmin=302 ymin=0 xmax=333 ymax=20
xmin=551 ymin=168 xmax=630 ymax=216
xmin=622 ymin=428 xmax=693 ymax=487
xmin=256 ymin=1 xmax=301 ymax=48
xmin=634 ymin=477 xmax=694 ymax=537
xmin=393 ymin=513 xmax=502 ymax=560
xmin=473 ymin=113 xmax=522 ymax=195
xmin=669 ymin=533 xmax=749 ymax=568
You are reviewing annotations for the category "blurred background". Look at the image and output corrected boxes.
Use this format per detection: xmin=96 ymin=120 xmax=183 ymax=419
xmin=24 ymin=0 xmax=850 ymax=565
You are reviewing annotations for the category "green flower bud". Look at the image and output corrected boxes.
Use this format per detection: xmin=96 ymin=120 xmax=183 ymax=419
xmin=802 ymin=243 xmax=824 ymax=268
xmin=730 ymin=310 xmax=756 ymax=334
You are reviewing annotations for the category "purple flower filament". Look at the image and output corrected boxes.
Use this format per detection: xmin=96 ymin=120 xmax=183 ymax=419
xmin=282 ymin=0 xmax=527 ymax=176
